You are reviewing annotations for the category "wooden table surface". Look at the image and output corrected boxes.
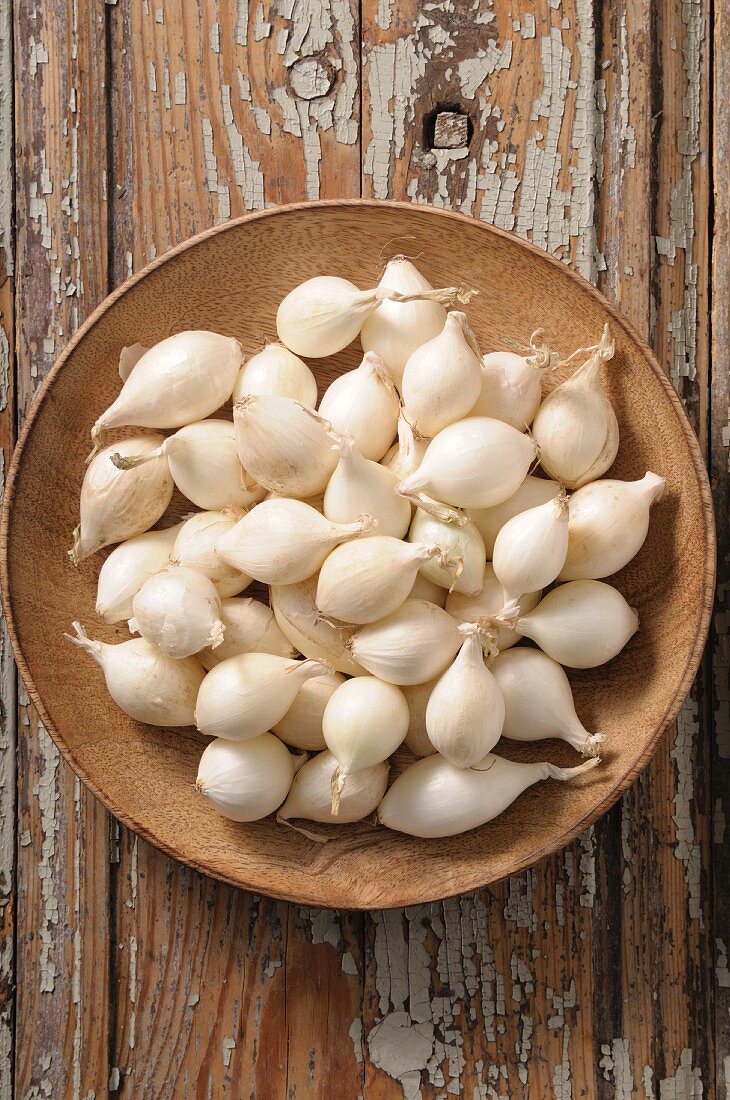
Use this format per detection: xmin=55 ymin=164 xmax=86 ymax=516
xmin=1 ymin=1 xmax=727 ymax=1096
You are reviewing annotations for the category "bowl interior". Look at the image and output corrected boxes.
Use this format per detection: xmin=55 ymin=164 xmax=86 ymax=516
xmin=2 ymin=202 xmax=714 ymax=909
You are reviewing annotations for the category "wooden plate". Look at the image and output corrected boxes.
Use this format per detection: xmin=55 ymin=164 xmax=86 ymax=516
xmin=0 ymin=200 xmax=715 ymax=909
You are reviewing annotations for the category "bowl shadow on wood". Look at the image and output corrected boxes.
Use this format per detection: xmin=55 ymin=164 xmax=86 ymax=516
xmin=0 ymin=200 xmax=714 ymax=909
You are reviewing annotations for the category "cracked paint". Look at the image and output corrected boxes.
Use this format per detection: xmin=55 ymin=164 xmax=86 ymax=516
xmin=671 ymin=697 xmax=703 ymax=924
xmin=30 ymin=720 xmax=60 ymax=995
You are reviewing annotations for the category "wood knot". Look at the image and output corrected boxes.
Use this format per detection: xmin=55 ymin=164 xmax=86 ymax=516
xmin=289 ymin=57 xmax=335 ymax=100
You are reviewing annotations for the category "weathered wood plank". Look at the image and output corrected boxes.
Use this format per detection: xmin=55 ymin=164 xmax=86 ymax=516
xmin=597 ymin=0 xmax=714 ymax=1092
xmin=13 ymin=1 xmax=111 ymax=1096
xmin=711 ymin=0 xmax=730 ymax=1091
xmin=0 ymin=0 xmax=15 ymax=1090
xmin=358 ymin=3 xmax=607 ymax=1093
xmin=107 ymin=2 xmax=363 ymax=1095
xmin=356 ymin=0 xmax=715 ymax=1094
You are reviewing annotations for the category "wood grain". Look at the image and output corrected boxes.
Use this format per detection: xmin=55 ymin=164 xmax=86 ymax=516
xmin=711 ymin=0 xmax=730 ymax=1091
xmin=106 ymin=3 xmax=363 ymax=1094
xmin=12 ymin=2 xmax=111 ymax=1096
xmin=4 ymin=0 xmax=724 ymax=1098
xmin=0 ymin=0 xmax=15 ymax=1090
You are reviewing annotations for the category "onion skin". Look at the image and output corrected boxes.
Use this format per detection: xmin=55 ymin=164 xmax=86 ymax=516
xmin=377 ymin=752 xmax=600 ymax=838
xmin=278 ymin=750 xmax=388 ymax=824
xmin=196 ymin=734 xmax=298 ymax=822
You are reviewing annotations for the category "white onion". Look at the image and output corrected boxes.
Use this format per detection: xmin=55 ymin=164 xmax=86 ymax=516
xmin=318 ymin=352 xmax=399 ymax=460
xmin=71 ymin=436 xmax=174 ymax=563
xmin=199 ymin=597 xmax=297 ymax=670
xmin=377 ymin=752 xmax=599 ymax=838
xmin=172 ymin=511 xmax=251 ymax=598
xmin=233 ymin=343 xmax=318 ymax=407
xmin=65 ymin=621 xmax=203 ymax=726
xmin=398 ymin=417 xmax=538 ymax=510
xmin=96 ymin=522 xmax=181 ymax=624
xmin=359 ymin=258 xmax=449 ymax=388
xmin=196 ymin=734 xmax=299 ymax=822
xmin=92 ymin=331 xmax=242 ymax=443
xmin=516 ymin=580 xmax=639 ymax=668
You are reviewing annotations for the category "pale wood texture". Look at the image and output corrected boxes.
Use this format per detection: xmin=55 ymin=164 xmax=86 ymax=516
xmin=5 ymin=2 xmax=724 ymax=1099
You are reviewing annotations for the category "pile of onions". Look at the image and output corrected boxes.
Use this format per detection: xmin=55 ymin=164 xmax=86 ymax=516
xmin=67 ymin=259 xmax=665 ymax=842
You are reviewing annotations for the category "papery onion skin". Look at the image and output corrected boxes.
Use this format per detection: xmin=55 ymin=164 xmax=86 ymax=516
xmin=215 ymin=497 xmax=371 ymax=586
xmin=377 ymin=752 xmax=600 ymax=838
xmin=277 ymin=276 xmax=381 ymax=357
xmin=323 ymin=676 xmax=410 ymax=773
xmin=445 ymin=563 xmax=538 ymax=651
xmin=65 ymin=621 xmax=204 ymax=726
xmin=398 ymin=417 xmax=538 ymax=510
xmin=408 ymin=508 xmax=486 ymax=596
xmin=272 ymin=669 xmax=345 ymax=750
xmin=279 ymin=750 xmax=388 ymax=825
xmin=490 ymin=646 xmax=605 ymax=755
xmin=532 ymin=326 xmax=618 ymax=488
xmin=96 ymin=522 xmax=181 ymax=623
xmin=324 ymin=433 xmax=411 ymax=539
xmin=172 ymin=511 xmax=251 ymax=598
xmin=425 ymin=627 xmax=505 ymax=767
xmin=408 ymin=574 xmax=448 ymax=607
xmin=196 ymin=734 xmax=297 ymax=822
xmin=470 ymin=475 xmax=560 ymax=556
xmin=92 ymin=331 xmax=242 ymax=440
xmin=360 ymin=258 xmax=447 ymax=388
xmin=234 ymin=394 xmax=337 ymax=497
xmin=317 ymin=352 xmax=400 ymax=461
xmin=492 ymin=492 xmax=569 ymax=608
xmin=516 ymin=579 xmax=639 ymax=669
xmin=401 ymin=679 xmax=439 ymax=757
xmin=270 ymin=575 xmax=366 ymax=676
xmin=559 ymin=472 xmax=666 ymax=581
xmin=469 ymin=350 xmax=547 ymax=430
xmin=401 ymin=312 xmax=482 ymax=438
xmin=382 ymin=415 xmax=429 ymax=482
xmin=195 ymin=652 xmax=329 ymax=741
xmin=233 ymin=343 xmax=318 ymax=408
xmin=316 ymin=536 xmax=440 ymax=626
xmin=163 ymin=419 xmax=264 ymax=512
xmin=71 ymin=436 xmax=174 ymax=563
xmin=199 ymin=597 xmax=297 ymax=670
xmin=130 ymin=566 xmax=224 ymax=660
xmin=349 ymin=599 xmax=462 ymax=686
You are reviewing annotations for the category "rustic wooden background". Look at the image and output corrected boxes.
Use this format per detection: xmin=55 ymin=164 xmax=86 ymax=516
xmin=0 ymin=0 xmax=727 ymax=1095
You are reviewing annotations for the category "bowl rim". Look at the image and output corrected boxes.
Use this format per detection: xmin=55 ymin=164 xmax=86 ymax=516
xmin=0 ymin=198 xmax=717 ymax=910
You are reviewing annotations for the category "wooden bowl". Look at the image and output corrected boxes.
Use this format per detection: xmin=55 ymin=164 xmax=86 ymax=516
xmin=1 ymin=200 xmax=715 ymax=909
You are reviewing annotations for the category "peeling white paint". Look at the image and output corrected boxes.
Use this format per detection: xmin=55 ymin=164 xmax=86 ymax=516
xmin=659 ymin=1049 xmax=703 ymax=1098
xmin=659 ymin=0 xmax=704 ymax=386
xmin=174 ymin=71 xmax=187 ymax=105
xmin=600 ymin=1038 xmax=634 ymax=1097
xmin=376 ymin=0 xmax=392 ymax=31
xmin=254 ymin=4 xmax=272 ymax=41
xmin=235 ymin=0 xmax=248 ymax=46
xmin=29 ymin=36 xmax=49 ymax=78
xmin=201 ymin=115 xmax=233 ymax=221
xmin=671 ymin=696 xmax=703 ymax=924
xmin=222 ymin=1036 xmax=236 ymax=1067
xmin=618 ymin=12 xmax=637 ymax=170
xmin=220 ymin=85 xmax=265 ymax=211
xmin=578 ymin=825 xmax=596 ymax=908
xmin=0 ymin=0 xmax=13 ymax=278
xmin=36 ymin=723 xmax=60 ymax=993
